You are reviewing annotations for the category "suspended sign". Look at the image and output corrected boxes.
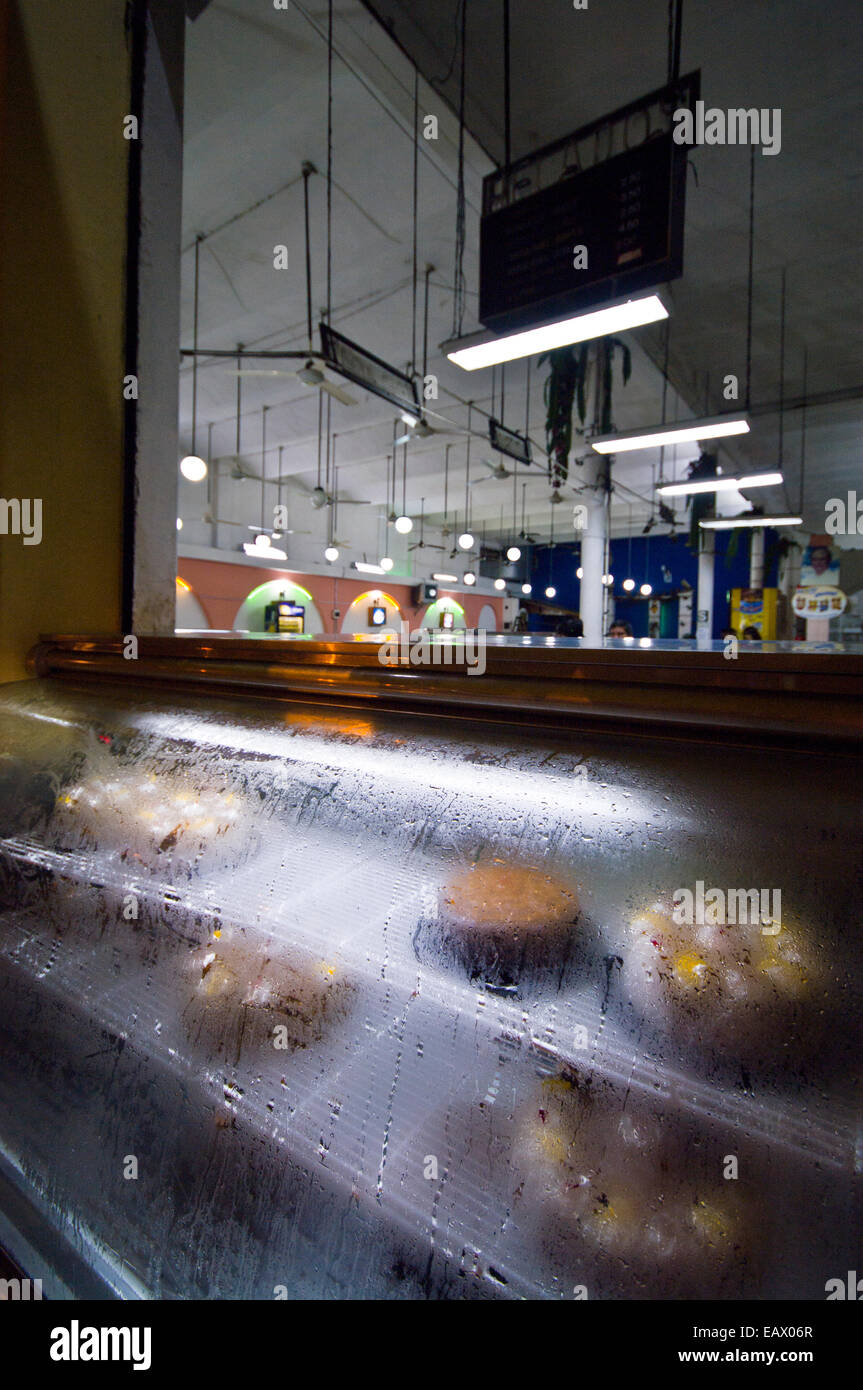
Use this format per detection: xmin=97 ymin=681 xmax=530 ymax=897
xmin=479 ymin=72 xmax=700 ymax=333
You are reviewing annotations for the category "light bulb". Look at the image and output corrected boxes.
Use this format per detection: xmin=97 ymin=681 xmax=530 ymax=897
xmin=176 ymin=518 xmax=183 ymax=531
xmin=576 ymin=566 xmax=583 ymax=579
xmin=380 ymin=557 xmax=394 ymax=572
xmin=458 ymin=532 xmax=474 ymax=550
xmin=622 ymin=578 xmax=636 ymax=592
xmin=521 ymin=583 xmax=532 ymax=595
xmin=463 ymin=571 xmax=476 ymax=585
xmin=395 ymin=515 xmax=413 ymax=534
xmin=603 ymin=573 xmax=614 ymax=586
xmin=545 ymin=586 xmax=557 ymax=599
xmin=494 ymin=578 xmax=506 ymax=591
xmin=324 ymin=545 xmax=339 ymax=562
xmin=640 ymin=583 xmax=653 ymax=596
xmin=506 ymin=545 xmax=522 ymax=562
xmin=254 ymin=532 xmax=271 ymax=549
xmin=180 ymin=455 xmax=207 ymax=482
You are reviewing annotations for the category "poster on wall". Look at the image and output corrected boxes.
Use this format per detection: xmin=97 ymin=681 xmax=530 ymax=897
xmin=800 ymin=541 xmax=840 ymax=588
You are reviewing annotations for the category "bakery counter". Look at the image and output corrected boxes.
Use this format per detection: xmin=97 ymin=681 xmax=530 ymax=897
xmin=0 ymin=639 xmax=861 ymax=1298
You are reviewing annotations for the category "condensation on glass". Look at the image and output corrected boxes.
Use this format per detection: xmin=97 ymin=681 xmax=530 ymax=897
xmin=0 ymin=677 xmax=860 ymax=1299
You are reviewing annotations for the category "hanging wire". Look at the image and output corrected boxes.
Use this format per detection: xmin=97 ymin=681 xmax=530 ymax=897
xmin=778 ymin=266 xmax=786 ymax=470
xmin=316 ymin=389 xmax=324 ymax=489
xmin=411 ymin=67 xmax=420 ymax=377
xmin=444 ymin=443 xmax=451 ymax=523
xmin=191 ymin=235 xmax=201 ymax=455
xmin=668 ymin=0 xmax=683 ymax=85
xmin=235 ymin=344 xmax=243 ymax=456
xmin=402 ymin=440 xmax=408 ymax=515
xmin=461 ymin=405 xmax=475 ymax=530
xmin=452 ymin=0 xmax=467 ymax=338
xmin=302 ymin=162 xmax=314 ymax=351
xmin=798 ymin=346 xmax=807 ymax=516
xmin=260 ymin=405 xmax=268 ymax=532
xmin=503 ymin=0 xmax=511 ymax=177
xmin=326 ymin=0 xmax=334 ymax=323
xmin=745 ymin=144 xmax=755 ymax=410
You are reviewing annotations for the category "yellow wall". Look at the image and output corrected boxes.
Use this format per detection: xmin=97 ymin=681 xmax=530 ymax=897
xmin=0 ymin=0 xmax=131 ymax=681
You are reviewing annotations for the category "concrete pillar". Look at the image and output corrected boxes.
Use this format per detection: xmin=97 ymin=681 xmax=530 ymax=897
xmin=579 ymin=484 xmax=608 ymax=646
xmin=696 ymin=530 xmax=715 ymax=644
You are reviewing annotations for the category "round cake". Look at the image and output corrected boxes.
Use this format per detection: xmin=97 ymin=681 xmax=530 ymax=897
xmin=623 ymin=897 xmax=825 ymax=1056
xmin=414 ymin=860 xmax=581 ymax=988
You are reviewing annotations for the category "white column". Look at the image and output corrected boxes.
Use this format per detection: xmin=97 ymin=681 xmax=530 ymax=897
xmin=580 ymin=495 xmax=608 ymax=646
xmin=696 ymin=530 xmax=715 ymax=644
xmin=750 ymin=528 xmax=765 ymax=589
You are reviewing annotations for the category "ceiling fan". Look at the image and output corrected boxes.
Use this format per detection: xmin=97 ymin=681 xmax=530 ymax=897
xmin=202 ymin=512 xmax=310 ymax=536
xmin=394 ymin=413 xmax=466 ymax=447
xmin=470 ymin=458 xmax=516 ymax=484
xmin=224 ymin=358 xmax=358 ymax=407
xmin=408 ymin=499 xmax=446 ymax=552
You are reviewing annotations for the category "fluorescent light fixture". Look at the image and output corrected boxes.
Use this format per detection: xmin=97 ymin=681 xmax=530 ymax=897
xmin=380 ymin=557 xmax=394 ymax=572
xmin=458 ymin=532 xmax=474 ymax=550
xmin=640 ymin=583 xmax=653 ymax=596
xmin=521 ymin=583 xmax=532 ymax=595
xmin=622 ymin=577 xmax=635 ymax=591
xmin=324 ymin=545 xmax=340 ymax=561
xmin=494 ymin=578 xmax=506 ymax=591
xmin=394 ymin=515 xmax=413 ymax=534
xmin=354 ymin=561 xmax=386 ymax=575
xmin=433 ymin=573 xmax=458 ymax=583
xmin=545 ymin=586 xmax=557 ymax=599
xmin=462 ymin=571 xmax=476 ymax=585
xmin=657 ymin=470 xmax=783 ymax=498
xmin=700 ymin=514 xmax=803 ymax=530
xmin=242 ymin=541 xmax=287 ymax=559
xmin=400 ymin=410 xmax=419 ymax=428
xmin=444 ymin=293 xmax=668 ymax=372
xmin=592 ymin=412 xmax=750 ymax=455
xmin=506 ymin=545 xmax=522 ymax=562
xmin=180 ymin=455 xmax=208 ymax=481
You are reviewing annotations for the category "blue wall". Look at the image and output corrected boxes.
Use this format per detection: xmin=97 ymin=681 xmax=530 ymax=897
xmin=527 ymin=529 xmax=780 ymax=637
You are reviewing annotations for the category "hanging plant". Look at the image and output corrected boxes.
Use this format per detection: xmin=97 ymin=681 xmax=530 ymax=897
xmin=540 ymin=336 xmax=631 ymax=486
xmin=539 ymin=344 xmax=587 ymax=487
xmin=684 ymin=449 xmax=720 ymax=550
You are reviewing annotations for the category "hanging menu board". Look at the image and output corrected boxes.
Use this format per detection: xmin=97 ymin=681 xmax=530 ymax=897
xmin=479 ymin=72 xmax=699 ymax=333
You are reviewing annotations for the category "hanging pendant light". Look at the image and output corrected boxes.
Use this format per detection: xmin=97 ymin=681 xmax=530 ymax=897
xmin=180 ymin=236 xmax=208 ymax=482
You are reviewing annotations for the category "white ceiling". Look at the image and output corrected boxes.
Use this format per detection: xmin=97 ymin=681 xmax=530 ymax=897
xmin=179 ymin=0 xmax=863 ymax=551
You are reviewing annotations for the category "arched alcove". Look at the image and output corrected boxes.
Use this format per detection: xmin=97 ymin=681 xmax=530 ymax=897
xmin=233 ymin=579 xmax=323 ymax=633
xmin=175 ymin=578 xmax=210 ymax=631
xmin=341 ymin=590 xmax=401 ymax=634
xmin=422 ymin=597 xmax=466 ymax=630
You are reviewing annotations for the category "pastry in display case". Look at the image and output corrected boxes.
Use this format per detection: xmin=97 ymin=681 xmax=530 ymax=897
xmin=413 ymin=859 xmax=584 ymax=989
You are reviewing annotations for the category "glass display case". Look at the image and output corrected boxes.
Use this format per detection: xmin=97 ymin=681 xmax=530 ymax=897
xmin=0 ymin=636 xmax=861 ymax=1299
